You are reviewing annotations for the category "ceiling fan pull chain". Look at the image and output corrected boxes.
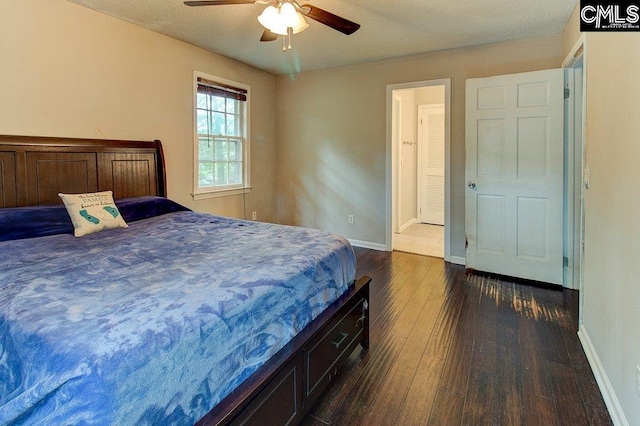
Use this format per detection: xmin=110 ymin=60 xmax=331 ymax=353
xmin=282 ymin=27 xmax=292 ymax=51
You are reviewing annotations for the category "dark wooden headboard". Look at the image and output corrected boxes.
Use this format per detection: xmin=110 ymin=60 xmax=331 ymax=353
xmin=0 ymin=135 xmax=167 ymax=207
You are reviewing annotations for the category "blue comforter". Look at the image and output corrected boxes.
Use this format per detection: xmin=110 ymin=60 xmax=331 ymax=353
xmin=0 ymin=201 xmax=356 ymax=425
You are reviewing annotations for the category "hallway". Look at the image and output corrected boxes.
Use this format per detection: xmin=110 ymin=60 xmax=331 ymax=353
xmin=394 ymin=223 xmax=444 ymax=258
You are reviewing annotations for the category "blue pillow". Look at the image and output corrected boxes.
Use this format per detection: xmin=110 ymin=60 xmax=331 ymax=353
xmin=0 ymin=204 xmax=73 ymax=242
xmin=117 ymin=196 xmax=191 ymax=223
xmin=0 ymin=197 xmax=190 ymax=242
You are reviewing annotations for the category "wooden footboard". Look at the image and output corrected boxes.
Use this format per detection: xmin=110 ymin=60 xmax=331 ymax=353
xmin=197 ymin=276 xmax=371 ymax=426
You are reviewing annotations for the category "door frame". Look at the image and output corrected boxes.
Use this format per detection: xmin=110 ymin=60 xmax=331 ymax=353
xmin=385 ymin=78 xmax=452 ymax=261
xmin=392 ymin=93 xmax=404 ymax=234
xmin=563 ymin=34 xmax=587 ymax=312
xmin=417 ymin=103 xmax=445 ymax=225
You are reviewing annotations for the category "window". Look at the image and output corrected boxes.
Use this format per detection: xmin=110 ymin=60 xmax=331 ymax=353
xmin=193 ymin=73 xmax=249 ymax=199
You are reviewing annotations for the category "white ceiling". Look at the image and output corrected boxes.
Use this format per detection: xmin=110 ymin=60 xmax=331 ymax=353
xmin=66 ymin=0 xmax=577 ymax=76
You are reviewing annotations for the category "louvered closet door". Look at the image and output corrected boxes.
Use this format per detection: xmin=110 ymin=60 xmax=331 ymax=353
xmin=418 ymin=104 xmax=445 ymax=225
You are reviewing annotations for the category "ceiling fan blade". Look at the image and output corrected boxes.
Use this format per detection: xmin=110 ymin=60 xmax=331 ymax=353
xmin=260 ymin=29 xmax=279 ymax=42
xmin=184 ymin=0 xmax=256 ymax=6
xmin=300 ymin=4 xmax=360 ymax=35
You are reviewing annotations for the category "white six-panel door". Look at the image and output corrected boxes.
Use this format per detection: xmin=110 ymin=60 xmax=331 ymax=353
xmin=465 ymin=69 xmax=564 ymax=285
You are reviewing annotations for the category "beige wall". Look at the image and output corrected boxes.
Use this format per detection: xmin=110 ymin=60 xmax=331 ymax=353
xmin=416 ymin=85 xmax=445 ymax=106
xmin=562 ymin=5 xmax=582 ymax=59
xmin=563 ymin=10 xmax=640 ymax=423
xmin=398 ymin=89 xmax=416 ymax=228
xmin=0 ymin=0 xmax=278 ymax=221
xmin=277 ymin=34 xmax=563 ymax=254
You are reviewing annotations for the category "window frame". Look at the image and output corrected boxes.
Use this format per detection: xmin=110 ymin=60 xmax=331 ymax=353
xmin=192 ymin=71 xmax=251 ymax=200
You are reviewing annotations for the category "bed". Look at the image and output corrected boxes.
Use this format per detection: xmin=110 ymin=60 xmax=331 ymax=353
xmin=0 ymin=135 xmax=370 ymax=425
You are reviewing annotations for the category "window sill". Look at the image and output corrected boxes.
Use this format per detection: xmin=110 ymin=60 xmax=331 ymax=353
xmin=192 ymin=187 xmax=252 ymax=201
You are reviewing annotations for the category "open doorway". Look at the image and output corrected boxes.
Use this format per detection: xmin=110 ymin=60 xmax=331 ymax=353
xmin=386 ymin=79 xmax=451 ymax=260
xmin=563 ymin=35 xmax=586 ymax=297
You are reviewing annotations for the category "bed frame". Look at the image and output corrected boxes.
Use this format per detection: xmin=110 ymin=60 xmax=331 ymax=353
xmin=0 ymin=134 xmax=166 ymax=207
xmin=0 ymin=134 xmax=371 ymax=425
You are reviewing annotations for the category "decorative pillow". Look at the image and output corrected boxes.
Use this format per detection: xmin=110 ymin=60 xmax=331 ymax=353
xmin=58 ymin=191 xmax=128 ymax=237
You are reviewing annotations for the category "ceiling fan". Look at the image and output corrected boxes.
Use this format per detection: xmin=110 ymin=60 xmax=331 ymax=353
xmin=184 ymin=0 xmax=360 ymax=50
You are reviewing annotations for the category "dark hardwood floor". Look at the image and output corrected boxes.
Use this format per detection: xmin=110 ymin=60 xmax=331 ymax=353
xmin=302 ymin=248 xmax=612 ymax=425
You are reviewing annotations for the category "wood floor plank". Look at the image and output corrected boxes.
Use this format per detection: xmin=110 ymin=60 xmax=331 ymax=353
xmin=493 ymin=333 xmax=526 ymax=425
xmin=327 ymin=333 xmax=406 ymax=425
xmin=425 ymin=272 xmax=481 ymax=424
xmin=560 ymin=319 xmax=613 ymax=425
xmin=546 ymin=358 xmax=590 ymax=425
xmin=518 ymin=315 xmax=559 ymax=425
xmin=390 ymin=264 xmax=467 ymax=426
xmin=422 ymin=267 xmax=471 ymax=362
xmin=430 ymin=271 xmax=480 ymax=386
xmin=461 ymin=368 xmax=498 ymax=425
xmin=540 ymin=322 xmax=573 ymax=365
xmin=368 ymin=260 xmax=434 ymax=342
xmin=327 ymin=257 xmax=436 ymax=425
xmin=470 ymin=276 xmax=500 ymax=375
xmin=389 ymin=260 xmax=443 ymax=339
xmin=493 ymin=282 xmax=526 ymax=425
xmin=303 ymin=249 xmax=611 ymax=426
xmin=394 ymin=354 xmax=446 ymax=425
xmin=361 ymin=264 xmax=447 ymax=424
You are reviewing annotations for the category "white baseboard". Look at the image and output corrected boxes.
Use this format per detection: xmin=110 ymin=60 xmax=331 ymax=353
xmin=349 ymin=243 xmax=464 ymax=262
xmin=348 ymin=239 xmax=387 ymax=251
xmin=398 ymin=218 xmax=417 ymax=233
xmin=578 ymin=325 xmax=628 ymax=426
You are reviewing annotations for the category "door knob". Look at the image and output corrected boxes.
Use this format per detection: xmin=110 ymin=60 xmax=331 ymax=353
xmin=468 ymin=181 xmax=476 ymax=189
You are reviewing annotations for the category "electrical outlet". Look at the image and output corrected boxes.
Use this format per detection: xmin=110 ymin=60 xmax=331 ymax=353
xmin=252 ymin=211 xmax=257 ymax=220
xmin=348 ymin=215 xmax=354 ymax=224
xmin=636 ymin=365 xmax=640 ymax=397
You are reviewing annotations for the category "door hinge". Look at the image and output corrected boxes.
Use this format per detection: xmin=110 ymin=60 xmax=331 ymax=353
xmin=564 ymin=88 xmax=570 ymax=99
xmin=563 ymin=256 xmax=569 ymax=267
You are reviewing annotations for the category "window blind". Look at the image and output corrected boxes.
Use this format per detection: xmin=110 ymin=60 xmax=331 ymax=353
xmin=197 ymin=77 xmax=247 ymax=102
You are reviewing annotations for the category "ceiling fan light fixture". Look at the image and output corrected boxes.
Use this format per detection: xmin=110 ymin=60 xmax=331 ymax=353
xmin=257 ymin=5 xmax=278 ymax=29
xmin=258 ymin=1 xmax=309 ymax=36
xmin=291 ymin=12 xmax=309 ymax=34
xmin=279 ymin=2 xmax=298 ymax=27
xmin=270 ymin=23 xmax=289 ymax=36
xmin=186 ymin=0 xmax=361 ymax=43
